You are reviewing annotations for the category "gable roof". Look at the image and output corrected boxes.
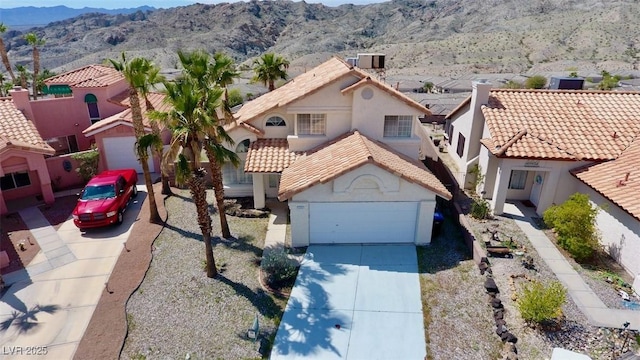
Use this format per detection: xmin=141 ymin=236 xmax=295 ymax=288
xmin=479 ymin=90 xmax=640 ymax=160
xmin=233 ymin=56 xmax=430 ymax=126
xmin=0 ymin=98 xmax=54 ymax=155
xmin=44 ymin=65 xmax=123 ymax=88
xmin=278 ymin=130 xmax=451 ymax=201
xmin=244 ymin=138 xmax=301 ymax=173
xmin=341 ymin=76 xmax=431 ymax=114
xmin=572 ymin=138 xmax=640 ymax=221
xmin=83 ymin=92 xmax=168 ymax=136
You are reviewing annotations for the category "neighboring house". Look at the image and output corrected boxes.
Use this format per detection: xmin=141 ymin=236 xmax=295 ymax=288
xmin=13 ymin=65 xmax=129 ymax=155
xmin=445 ymin=82 xmax=640 ymax=277
xmin=225 ymin=57 xmax=451 ymax=246
xmin=0 ymin=96 xmax=55 ymax=215
xmin=82 ymin=92 xmax=171 ymax=173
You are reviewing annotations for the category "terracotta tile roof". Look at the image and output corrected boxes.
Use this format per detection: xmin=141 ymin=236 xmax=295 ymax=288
xmin=278 ymin=131 xmax=452 ymax=201
xmin=83 ymin=92 xmax=168 ymax=135
xmin=572 ymin=139 xmax=640 ymax=221
xmin=44 ymin=64 xmax=123 ymax=88
xmin=341 ymin=76 xmax=431 ymax=115
xmin=481 ymin=90 xmax=640 ymax=160
xmin=244 ymin=139 xmax=301 ymax=173
xmin=0 ymin=98 xmax=54 ymax=155
xmin=234 ymin=57 xmax=359 ymax=124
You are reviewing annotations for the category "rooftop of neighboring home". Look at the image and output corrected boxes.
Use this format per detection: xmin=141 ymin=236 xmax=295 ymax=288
xmin=278 ymin=130 xmax=452 ymax=201
xmin=573 ymin=138 xmax=640 ymax=221
xmin=44 ymin=64 xmax=123 ymax=88
xmin=232 ymin=56 xmax=431 ymax=125
xmin=450 ymin=89 xmax=640 ymax=161
xmin=83 ymin=92 xmax=169 ymax=136
xmin=0 ymin=98 xmax=54 ymax=155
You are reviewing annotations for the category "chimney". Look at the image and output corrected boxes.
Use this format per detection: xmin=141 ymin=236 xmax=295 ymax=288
xmin=471 ymin=81 xmax=492 ymax=109
xmin=9 ymin=86 xmax=34 ymax=120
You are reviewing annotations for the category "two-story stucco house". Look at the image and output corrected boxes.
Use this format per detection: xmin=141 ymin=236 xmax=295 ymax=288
xmin=445 ymin=81 xmax=640 ymax=278
xmin=223 ymin=57 xmax=451 ymax=246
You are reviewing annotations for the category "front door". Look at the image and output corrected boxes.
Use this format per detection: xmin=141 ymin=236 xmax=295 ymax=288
xmin=529 ymin=171 xmax=545 ymax=207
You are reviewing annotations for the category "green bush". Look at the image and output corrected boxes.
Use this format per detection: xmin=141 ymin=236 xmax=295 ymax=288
xmin=261 ymin=247 xmax=298 ymax=287
xmin=470 ymin=198 xmax=491 ymax=219
xmin=525 ymin=75 xmax=547 ymax=89
xmin=71 ymin=146 xmax=99 ymax=183
xmin=517 ymin=280 xmax=567 ymax=325
xmin=227 ymin=88 xmax=244 ymax=108
xmin=543 ymin=193 xmax=600 ymax=262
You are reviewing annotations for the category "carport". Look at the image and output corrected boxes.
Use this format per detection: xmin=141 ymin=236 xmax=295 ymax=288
xmin=271 ymin=245 xmax=426 ymax=359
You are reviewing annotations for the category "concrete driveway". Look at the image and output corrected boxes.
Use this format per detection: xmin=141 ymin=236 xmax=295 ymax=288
xmin=0 ymin=186 xmax=144 ymax=360
xmin=271 ymin=245 xmax=426 ymax=360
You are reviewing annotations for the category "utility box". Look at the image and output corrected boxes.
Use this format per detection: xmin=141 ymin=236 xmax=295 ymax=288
xmin=356 ymin=53 xmax=385 ymax=69
xmin=549 ymin=77 xmax=584 ymax=90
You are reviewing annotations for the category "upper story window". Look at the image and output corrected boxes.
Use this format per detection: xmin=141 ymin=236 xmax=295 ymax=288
xmin=85 ymin=94 xmax=100 ymax=124
xmin=456 ymin=133 xmax=466 ymax=158
xmin=236 ymin=139 xmax=251 ymax=154
xmin=383 ymin=115 xmax=412 ymax=137
xmin=297 ymin=114 xmax=326 ymax=135
xmin=266 ymin=116 xmax=286 ymax=127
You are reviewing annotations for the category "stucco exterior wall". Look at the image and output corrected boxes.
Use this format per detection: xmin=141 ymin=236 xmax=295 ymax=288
xmin=288 ymin=164 xmax=437 ymax=247
xmin=24 ymin=84 xmax=128 ymax=152
xmin=0 ymin=149 xmax=54 ymax=214
xmin=45 ymin=154 xmax=84 ymax=191
xmin=577 ymin=182 xmax=640 ymax=280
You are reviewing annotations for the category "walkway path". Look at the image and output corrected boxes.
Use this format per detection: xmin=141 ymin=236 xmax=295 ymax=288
xmin=263 ymin=200 xmax=288 ymax=256
xmin=0 ymin=186 xmax=144 ymax=359
xmin=504 ymin=202 xmax=640 ymax=331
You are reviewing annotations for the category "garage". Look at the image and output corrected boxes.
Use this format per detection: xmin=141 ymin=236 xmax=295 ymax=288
xmin=103 ymin=137 xmax=154 ymax=173
xmin=309 ymin=202 xmax=418 ymax=244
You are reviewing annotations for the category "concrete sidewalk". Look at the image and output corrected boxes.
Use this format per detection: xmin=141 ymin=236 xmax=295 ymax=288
xmin=0 ymin=186 xmax=144 ymax=359
xmin=263 ymin=200 xmax=288 ymax=256
xmin=504 ymin=202 xmax=640 ymax=331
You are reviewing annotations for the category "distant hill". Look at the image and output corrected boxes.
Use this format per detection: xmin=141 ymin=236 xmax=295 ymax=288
xmin=0 ymin=5 xmax=156 ymax=27
xmin=2 ymin=0 xmax=639 ymax=78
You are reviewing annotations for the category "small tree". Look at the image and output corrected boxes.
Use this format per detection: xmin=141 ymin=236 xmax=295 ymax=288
xmin=72 ymin=146 xmax=99 ymax=183
xmin=518 ymin=280 xmax=566 ymax=326
xmin=543 ymin=193 xmax=600 ymax=262
xmin=597 ymin=70 xmax=621 ymax=90
xmin=422 ymin=81 xmax=434 ymax=93
xmin=226 ymin=88 xmax=243 ymax=107
xmin=525 ymin=75 xmax=547 ymax=89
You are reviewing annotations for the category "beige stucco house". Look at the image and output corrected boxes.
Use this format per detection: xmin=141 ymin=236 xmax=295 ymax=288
xmin=224 ymin=57 xmax=451 ymax=246
xmin=445 ymin=82 xmax=640 ymax=278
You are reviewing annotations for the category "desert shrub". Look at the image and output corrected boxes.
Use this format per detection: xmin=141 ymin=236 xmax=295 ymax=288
xmin=525 ymin=75 xmax=547 ymax=89
xmin=71 ymin=146 xmax=99 ymax=183
xmin=470 ymin=198 xmax=491 ymax=219
xmin=261 ymin=247 xmax=298 ymax=287
xmin=517 ymin=280 xmax=567 ymax=325
xmin=543 ymin=193 xmax=600 ymax=262
xmin=227 ymin=88 xmax=244 ymax=107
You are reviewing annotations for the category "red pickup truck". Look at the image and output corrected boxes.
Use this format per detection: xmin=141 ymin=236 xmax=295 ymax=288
xmin=72 ymin=169 xmax=138 ymax=229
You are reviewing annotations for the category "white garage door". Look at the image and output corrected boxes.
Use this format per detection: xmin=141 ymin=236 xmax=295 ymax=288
xmin=309 ymin=202 xmax=418 ymax=244
xmin=103 ymin=137 xmax=154 ymax=173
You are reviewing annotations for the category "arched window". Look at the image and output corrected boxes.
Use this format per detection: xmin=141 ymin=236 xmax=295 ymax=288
xmin=266 ymin=116 xmax=286 ymax=127
xmin=236 ymin=139 xmax=251 ymax=153
xmin=84 ymin=93 xmax=100 ymax=123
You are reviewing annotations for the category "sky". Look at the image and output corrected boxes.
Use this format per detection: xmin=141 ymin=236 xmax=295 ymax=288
xmin=0 ymin=0 xmax=384 ymax=9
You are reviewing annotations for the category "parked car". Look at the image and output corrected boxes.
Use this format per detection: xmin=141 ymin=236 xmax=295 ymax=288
xmin=72 ymin=169 xmax=138 ymax=229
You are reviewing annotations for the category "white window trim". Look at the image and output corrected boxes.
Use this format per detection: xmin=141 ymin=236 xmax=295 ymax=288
xmin=383 ymin=115 xmax=413 ymax=137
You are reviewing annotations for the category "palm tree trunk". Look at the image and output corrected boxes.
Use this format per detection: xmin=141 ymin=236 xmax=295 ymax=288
xmin=188 ymin=168 xmax=217 ymax=278
xmin=268 ymin=80 xmax=275 ymax=91
xmin=205 ymin=146 xmax=231 ymax=239
xmin=0 ymin=39 xmax=16 ymax=83
xmin=130 ymin=88 xmax=161 ymax=223
xmin=150 ymin=121 xmax=173 ymax=196
xmin=32 ymin=46 xmax=39 ymax=100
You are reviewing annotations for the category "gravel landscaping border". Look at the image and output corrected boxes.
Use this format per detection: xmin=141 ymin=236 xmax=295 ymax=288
xmin=121 ymin=189 xmax=285 ymax=360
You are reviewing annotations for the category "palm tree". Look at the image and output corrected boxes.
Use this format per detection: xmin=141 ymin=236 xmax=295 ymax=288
xmin=251 ymin=53 xmax=289 ymax=91
xmin=152 ymin=79 xmax=233 ymax=278
xmin=15 ymin=64 xmax=28 ymax=90
xmin=0 ymin=23 xmax=16 ymax=84
xmin=109 ymin=53 xmax=161 ymax=224
xmin=178 ymin=50 xmax=239 ymax=239
xmin=24 ymin=33 xmax=44 ymax=100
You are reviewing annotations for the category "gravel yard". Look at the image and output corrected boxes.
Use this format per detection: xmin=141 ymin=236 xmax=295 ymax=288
xmin=122 ymin=189 xmax=284 ymax=360
xmin=461 ymin=201 xmax=639 ymax=359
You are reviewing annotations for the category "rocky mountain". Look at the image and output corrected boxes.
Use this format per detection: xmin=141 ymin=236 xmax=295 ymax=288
xmin=0 ymin=5 xmax=156 ymax=28
xmin=3 ymin=0 xmax=639 ymax=78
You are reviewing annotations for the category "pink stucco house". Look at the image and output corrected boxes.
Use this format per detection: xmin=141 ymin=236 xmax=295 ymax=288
xmin=0 ymin=96 xmax=55 ymax=214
